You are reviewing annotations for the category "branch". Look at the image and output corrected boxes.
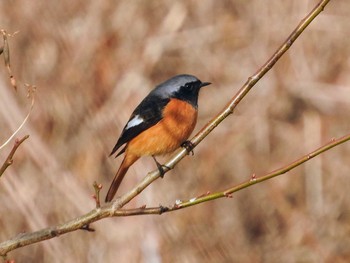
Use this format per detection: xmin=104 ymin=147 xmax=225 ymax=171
xmin=0 ymin=85 xmax=36 ymax=151
xmin=0 ymin=30 xmax=35 ymax=152
xmin=0 ymin=0 xmax=332 ymax=257
xmin=163 ymin=133 xmax=350 ymax=210
xmin=0 ymin=135 xmax=29 ymax=178
xmin=0 ymin=29 xmax=19 ymax=90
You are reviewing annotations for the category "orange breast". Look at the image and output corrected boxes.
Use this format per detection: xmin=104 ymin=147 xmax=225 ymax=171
xmin=126 ymin=99 xmax=198 ymax=157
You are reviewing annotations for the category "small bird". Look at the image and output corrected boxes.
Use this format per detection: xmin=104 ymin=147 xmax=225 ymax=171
xmin=105 ymin=74 xmax=211 ymax=202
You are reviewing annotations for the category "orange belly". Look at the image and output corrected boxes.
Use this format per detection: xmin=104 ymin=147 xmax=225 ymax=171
xmin=126 ymin=99 xmax=197 ymax=157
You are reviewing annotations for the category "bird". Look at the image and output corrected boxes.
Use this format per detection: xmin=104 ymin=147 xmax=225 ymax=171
xmin=105 ymin=74 xmax=211 ymax=202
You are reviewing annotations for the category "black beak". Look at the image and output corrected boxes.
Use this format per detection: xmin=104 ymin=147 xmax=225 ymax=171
xmin=200 ymin=82 xmax=211 ymax=88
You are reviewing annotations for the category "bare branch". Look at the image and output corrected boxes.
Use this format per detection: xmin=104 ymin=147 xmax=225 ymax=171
xmin=168 ymin=133 xmax=350 ymax=210
xmin=0 ymin=135 xmax=29 ymax=177
xmin=0 ymin=29 xmax=18 ymax=90
xmin=92 ymin=181 xmax=103 ymax=208
xmin=0 ymin=85 xmax=36 ymax=150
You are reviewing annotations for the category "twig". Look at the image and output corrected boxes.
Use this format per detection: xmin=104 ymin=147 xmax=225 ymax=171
xmin=0 ymin=29 xmax=18 ymax=90
xmin=92 ymin=181 xmax=102 ymax=208
xmin=0 ymin=85 xmax=36 ymax=150
xmin=168 ymin=134 xmax=350 ymax=209
xmin=0 ymin=135 xmax=29 ymax=177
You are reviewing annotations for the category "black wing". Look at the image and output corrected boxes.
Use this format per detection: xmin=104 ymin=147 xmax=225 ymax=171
xmin=110 ymin=96 xmax=170 ymax=157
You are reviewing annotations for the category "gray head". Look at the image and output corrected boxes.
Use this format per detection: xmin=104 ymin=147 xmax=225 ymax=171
xmin=150 ymin=74 xmax=211 ymax=108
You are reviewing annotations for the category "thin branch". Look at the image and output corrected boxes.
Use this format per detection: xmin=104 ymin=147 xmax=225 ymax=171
xmin=92 ymin=181 xmax=102 ymax=208
xmin=168 ymin=133 xmax=350 ymax=210
xmin=0 ymin=85 xmax=36 ymax=151
xmin=0 ymin=29 xmax=18 ymax=90
xmin=0 ymin=135 xmax=29 ymax=178
xmin=0 ymin=30 xmax=35 ymax=152
xmin=0 ymin=0 xmax=333 ymax=257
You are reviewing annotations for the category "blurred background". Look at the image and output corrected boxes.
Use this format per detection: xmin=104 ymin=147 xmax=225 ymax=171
xmin=0 ymin=0 xmax=350 ymax=262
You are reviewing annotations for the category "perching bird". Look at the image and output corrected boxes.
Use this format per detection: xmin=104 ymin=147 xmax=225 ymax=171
xmin=105 ymin=74 xmax=211 ymax=202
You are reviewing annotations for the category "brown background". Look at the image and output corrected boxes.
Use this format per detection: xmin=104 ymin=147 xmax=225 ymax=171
xmin=1 ymin=0 xmax=350 ymax=262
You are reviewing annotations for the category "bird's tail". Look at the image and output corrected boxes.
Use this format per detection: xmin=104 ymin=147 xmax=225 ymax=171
xmin=105 ymin=153 xmax=139 ymax=202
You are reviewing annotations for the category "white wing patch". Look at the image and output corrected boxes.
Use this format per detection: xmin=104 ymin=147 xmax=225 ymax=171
xmin=125 ymin=115 xmax=144 ymax=130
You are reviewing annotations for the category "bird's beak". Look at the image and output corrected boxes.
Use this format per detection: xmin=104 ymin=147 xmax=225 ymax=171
xmin=200 ymin=82 xmax=211 ymax=88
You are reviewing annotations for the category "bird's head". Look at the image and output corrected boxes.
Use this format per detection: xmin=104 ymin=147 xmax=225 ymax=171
xmin=151 ymin=74 xmax=211 ymax=108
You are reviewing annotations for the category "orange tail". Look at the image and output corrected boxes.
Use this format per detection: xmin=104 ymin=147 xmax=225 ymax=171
xmin=105 ymin=153 xmax=139 ymax=202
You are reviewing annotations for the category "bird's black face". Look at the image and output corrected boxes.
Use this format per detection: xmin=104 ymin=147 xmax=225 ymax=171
xmin=149 ymin=74 xmax=211 ymax=108
xmin=171 ymin=80 xmax=211 ymax=108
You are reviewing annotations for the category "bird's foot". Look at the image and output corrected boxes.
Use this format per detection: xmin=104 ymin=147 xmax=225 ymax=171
xmin=152 ymin=156 xmax=170 ymax=178
xmin=181 ymin=140 xmax=195 ymax=155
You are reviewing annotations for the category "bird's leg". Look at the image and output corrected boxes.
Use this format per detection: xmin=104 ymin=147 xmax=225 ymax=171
xmin=152 ymin=156 xmax=169 ymax=178
xmin=181 ymin=140 xmax=194 ymax=156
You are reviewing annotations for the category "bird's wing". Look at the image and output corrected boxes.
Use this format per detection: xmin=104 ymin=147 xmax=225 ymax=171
xmin=110 ymin=97 xmax=170 ymax=157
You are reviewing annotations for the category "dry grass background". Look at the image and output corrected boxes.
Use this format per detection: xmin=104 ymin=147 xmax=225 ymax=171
xmin=0 ymin=0 xmax=350 ymax=262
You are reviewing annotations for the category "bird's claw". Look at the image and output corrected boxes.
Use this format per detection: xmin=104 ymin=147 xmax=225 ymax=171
xmin=157 ymin=164 xmax=169 ymax=178
xmin=152 ymin=156 xmax=170 ymax=178
xmin=181 ymin=140 xmax=195 ymax=155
